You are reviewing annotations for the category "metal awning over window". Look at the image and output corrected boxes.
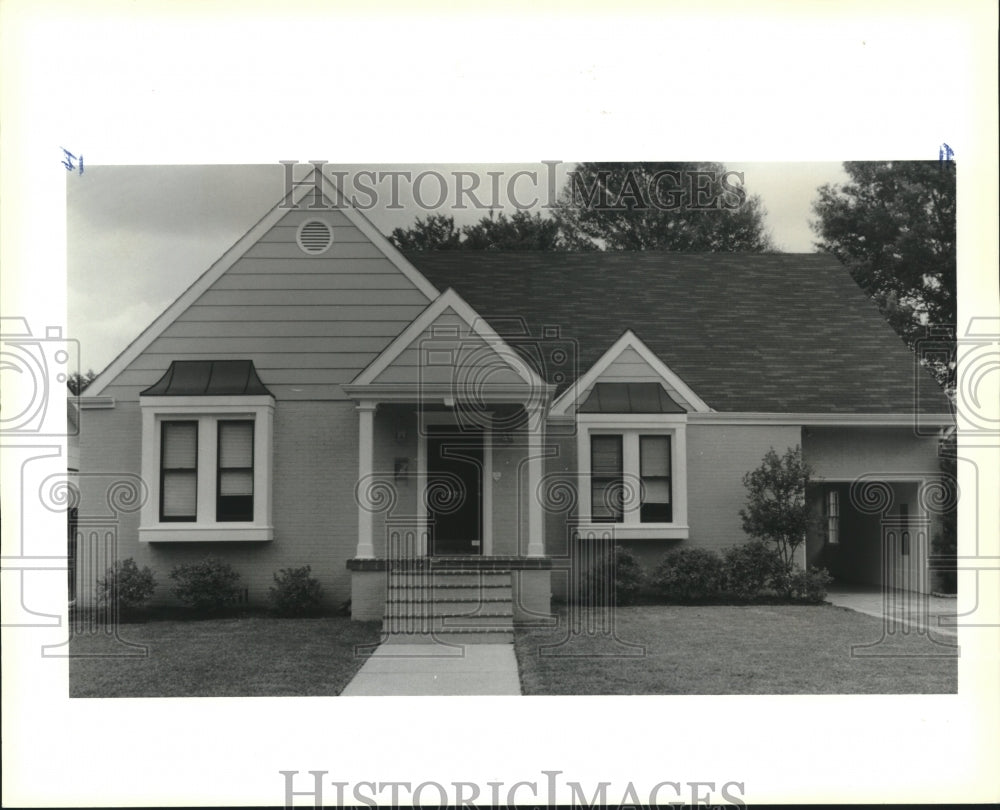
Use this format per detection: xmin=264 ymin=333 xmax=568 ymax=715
xmin=140 ymin=360 xmax=272 ymax=397
xmin=577 ymin=382 xmax=686 ymax=414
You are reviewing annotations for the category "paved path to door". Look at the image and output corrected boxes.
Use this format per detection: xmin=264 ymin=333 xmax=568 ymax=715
xmin=826 ymin=585 xmax=958 ymax=637
xmin=340 ymin=642 xmax=521 ymax=696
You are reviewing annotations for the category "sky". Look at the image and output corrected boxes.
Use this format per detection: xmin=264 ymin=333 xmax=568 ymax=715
xmin=68 ymin=161 xmax=849 ymax=375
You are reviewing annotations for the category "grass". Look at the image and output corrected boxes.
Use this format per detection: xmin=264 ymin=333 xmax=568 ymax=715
xmin=514 ymin=603 xmax=958 ymax=694
xmin=69 ymin=615 xmax=382 ymax=697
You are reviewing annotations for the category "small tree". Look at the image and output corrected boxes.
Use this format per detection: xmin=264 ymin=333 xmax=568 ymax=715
xmin=739 ymin=446 xmax=813 ymax=573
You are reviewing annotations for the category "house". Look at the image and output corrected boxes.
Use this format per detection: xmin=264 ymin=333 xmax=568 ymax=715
xmin=76 ymin=172 xmax=954 ymax=635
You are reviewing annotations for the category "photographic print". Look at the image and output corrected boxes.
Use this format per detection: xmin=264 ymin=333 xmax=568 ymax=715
xmin=2 ymin=2 xmax=996 ymax=808
xmin=64 ymin=161 xmax=959 ymax=699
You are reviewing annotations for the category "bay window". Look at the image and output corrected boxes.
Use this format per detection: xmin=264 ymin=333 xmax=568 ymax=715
xmin=578 ymin=415 xmax=688 ymax=539
xmin=139 ymin=396 xmax=274 ymax=542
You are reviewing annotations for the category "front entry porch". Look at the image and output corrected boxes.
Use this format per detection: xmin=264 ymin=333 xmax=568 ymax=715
xmin=347 ymin=556 xmax=554 ymax=628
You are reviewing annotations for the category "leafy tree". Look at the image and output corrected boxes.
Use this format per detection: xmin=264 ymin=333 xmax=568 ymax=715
xmin=553 ymin=162 xmax=775 ymax=251
xmin=811 ymin=161 xmax=956 ymax=390
xmin=388 ymin=162 xmax=774 ymax=252
xmin=739 ymin=446 xmax=813 ymax=574
xmin=389 ymin=214 xmax=462 ymax=251
xmin=390 ymin=210 xmax=578 ymax=252
xmin=67 ymin=370 xmax=97 ymax=394
xmin=461 ymin=210 xmax=570 ymax=251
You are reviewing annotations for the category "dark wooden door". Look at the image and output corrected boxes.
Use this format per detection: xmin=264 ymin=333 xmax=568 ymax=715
xmin=426 ymin=427 xmax=483 ymax=555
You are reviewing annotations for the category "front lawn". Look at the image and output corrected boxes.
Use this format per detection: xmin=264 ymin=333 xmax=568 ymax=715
xmin=514 ymin=604 xmax=957 ymax=694
xmin=69 ymin=616 xmax=382 ymax=697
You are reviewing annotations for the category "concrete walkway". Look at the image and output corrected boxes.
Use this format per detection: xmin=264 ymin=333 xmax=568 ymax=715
xmin=340 ymin=642 xmax=521 ymax=696
xmin=826 ymin=584 xmax=959 ymax=637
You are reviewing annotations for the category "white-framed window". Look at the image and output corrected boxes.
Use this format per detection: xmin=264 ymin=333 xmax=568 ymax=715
xmin=140 ymin=396 xmax=274 ymax=542
xmin=577 ymin=414 xmax=689 ymax=539
xmin=825 ymin=489 xmax=840 ymax=545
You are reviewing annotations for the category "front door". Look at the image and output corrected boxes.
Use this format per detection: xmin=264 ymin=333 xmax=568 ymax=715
xmin=426 ymin=426 xmax=483 ymax=555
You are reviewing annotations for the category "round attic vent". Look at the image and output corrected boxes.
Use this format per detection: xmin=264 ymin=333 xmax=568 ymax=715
xmin=296 ymin=219 xmax=334 ymax=255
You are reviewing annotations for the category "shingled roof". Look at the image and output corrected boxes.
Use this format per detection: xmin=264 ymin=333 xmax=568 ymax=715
xmin=406 ymin=252 xmax=951 ymax=414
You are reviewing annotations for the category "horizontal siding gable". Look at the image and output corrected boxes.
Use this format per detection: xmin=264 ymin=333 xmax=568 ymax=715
xmin=367 ymin=308 xmax=530 ymax=387
xmin=103 ymin=207 xmax=434 ymax=401
xmin=593 ymin=345 xmax=696 ymax=410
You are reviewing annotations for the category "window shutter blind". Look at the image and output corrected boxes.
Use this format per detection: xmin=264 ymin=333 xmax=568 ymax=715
xmin=162 ymin=473 xmax=197 ymax=516
xmin=163 ymin=423 xmax=197 ymax=468
xmin=161 ymin=422 xmax=198 ymax=519
xmin=639 ymin=436 xmax=670 ymax=477
xmin=219 ymin=422 xmax=253 ymax=469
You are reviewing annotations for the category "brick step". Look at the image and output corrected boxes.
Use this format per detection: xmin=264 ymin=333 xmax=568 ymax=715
xmin=383 ymin=630 xmax=514 ymax=645
xmin=388 ymin=572 xmax=512 ymax=587
xmin=388 ymin=585 xmax=511 ymax=600
xmin=384 ymin=606 xmax=513 ymax=621
xmin=383 ymin=620 xmax=514 ymax=636
xmin=386 ymin=591 xmax=514 ymax=607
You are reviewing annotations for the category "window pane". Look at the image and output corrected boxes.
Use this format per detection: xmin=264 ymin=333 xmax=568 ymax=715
xmin=162 ymin=471 xmax=197 ymax=517
xmin=220 ymin=470 xmax=253 ymax=496
xmin=643 ymin=478 xmax=671 ymax=503
xmin=591 ymin=435 xmax=623 ymax=474
xmin=640 ymin=501 xmax=672 ymax=523
xmin=639 ymin=435 xmax=671 ymax=523
xmin=219 ymin=421 xmax=253 ymax=468
xmin=591 ymin=480 xmax=623 ymax=523
xmin=591 ymin=435 xmax=623 ymax=522
xmin=640 ymin=435 xmax=670 ymax=477
xmin=163 ymin=422 xmax=197 ymax=468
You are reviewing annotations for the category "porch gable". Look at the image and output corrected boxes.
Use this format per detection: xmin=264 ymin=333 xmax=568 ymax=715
xmin=350 ymin=287 xmax=549 ymax=399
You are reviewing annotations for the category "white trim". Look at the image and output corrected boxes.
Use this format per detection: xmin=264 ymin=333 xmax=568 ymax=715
xmin=342 ymin=382 xmax=555 ymax=404
xmin=416 ymin=411 xmax=493 ymax=557
xmin=688 ymin=412 xmax=955 ymax=426
xmin=141 ymin=526 xmax=273 ymax=543
xmin=526 ymin=403 xmax=546 ymax=557
xmin=356 ymin=401 xmax=377 ymax=558
xmin=139 ymin=397 xmax=275 ymax=542
xmin=350 ymin=287 xmax=548 ymax=390
xmin=85 ymin=168 xmax=438 ymax=397
xmin=576 ymin=413 xmax=689 ymax=539
xmin=78 ymin=396 xmax=115 ymax=409
xmin=573 ymin=523 xmax=692 ymax=541
xmin=550 ymin=329 xmax=712 ymax=417
xmin=140 ymin=395 xmax=275 ymax=410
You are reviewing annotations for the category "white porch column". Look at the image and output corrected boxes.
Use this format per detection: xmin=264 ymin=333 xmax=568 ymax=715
xmin=526 ymin=403 xmax=546 ymax=557
xmin=356 ymin=401 xmax=377 ymax=558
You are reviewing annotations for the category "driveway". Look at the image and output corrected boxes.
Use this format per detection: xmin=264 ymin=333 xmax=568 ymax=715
xmin=826 ymin=584 xmax=958 ymax=637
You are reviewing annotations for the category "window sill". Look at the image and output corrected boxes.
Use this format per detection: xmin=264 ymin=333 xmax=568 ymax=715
xmin=139 ymin=525 xmax=274 ymax=543
xmin=574 ymin=523 xmax=690 ymax=540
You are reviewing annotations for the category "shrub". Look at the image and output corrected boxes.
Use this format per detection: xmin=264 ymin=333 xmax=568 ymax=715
xmin=582 ymin=544 xmax=645 ymax=606
xmin=96 ymin=558 xmax=157 ymax=611
xmin=169 ymin=557 xmax=241 ymax=614
xmin=739 ymin=445 xmax=813 ymax=569
xmin=723 ymin=539 xmax=790 ymax=600
xmin=787 ymin=566 xmax=833 ymax=603
xmin=650 ymin=548 xmax=724 ymax=602
xmin=268 ymin=565 xmax=324 ymax=617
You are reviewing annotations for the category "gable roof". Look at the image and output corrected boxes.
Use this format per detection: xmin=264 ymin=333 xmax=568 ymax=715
xmin=407 ymin=252 xmax=952 ymax=415
xmin=550 ymin=328 xmax=711 ymax=416
xmin=84 ymin=168 xmax=438 ymax=398
xmin=350 ymin=287 xmax=547 ymax=391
